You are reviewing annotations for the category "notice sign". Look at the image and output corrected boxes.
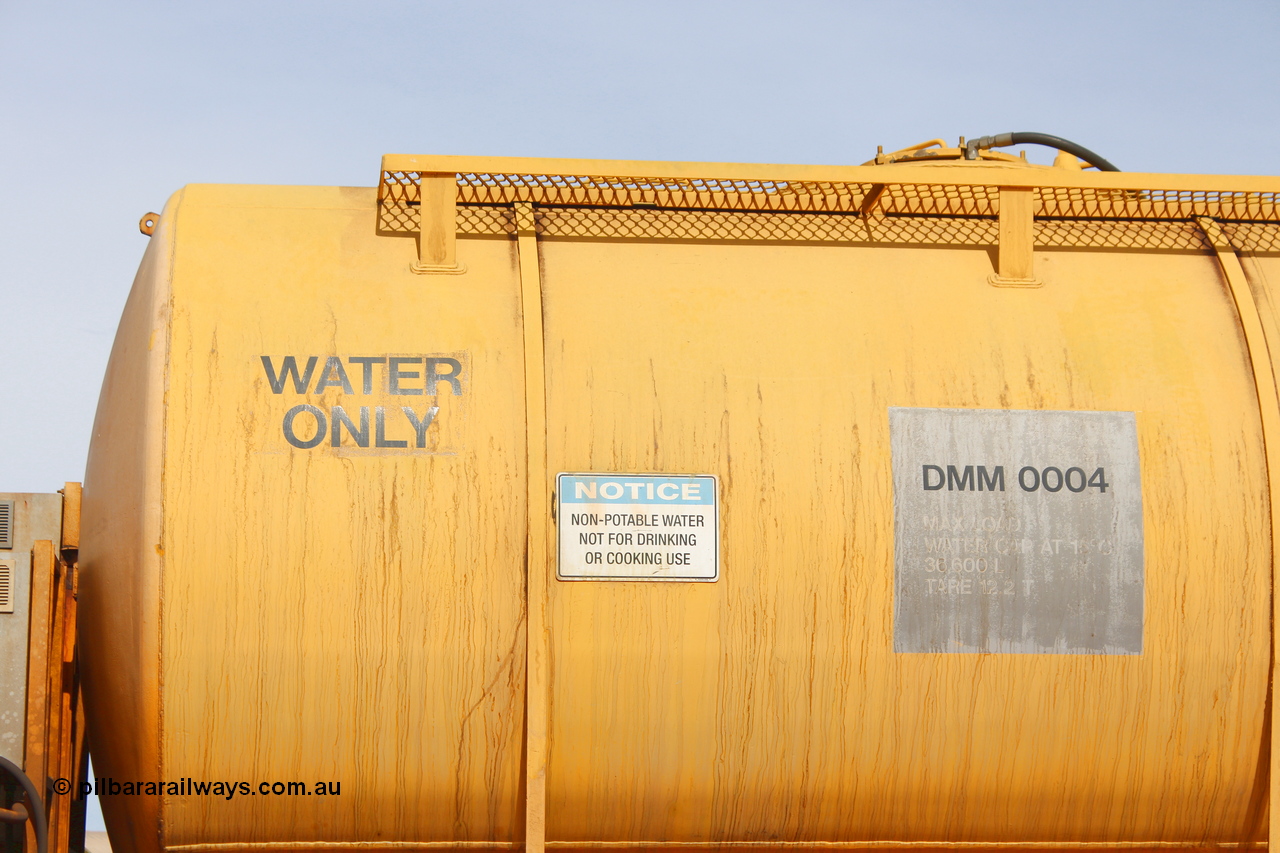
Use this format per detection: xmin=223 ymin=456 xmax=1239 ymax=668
xmin=557 ymin=473 xmax=719 ymax=581
xmin=890 ymin=408 xmax=1144 ymax=655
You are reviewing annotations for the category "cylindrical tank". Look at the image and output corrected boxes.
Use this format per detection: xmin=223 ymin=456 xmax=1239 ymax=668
xmin=80 ymin=144 xmax=1280 ymax=852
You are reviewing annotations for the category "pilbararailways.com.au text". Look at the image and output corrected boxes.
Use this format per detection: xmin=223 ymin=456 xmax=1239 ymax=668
xmin=73 ymin=777 xmax=340 ymax=800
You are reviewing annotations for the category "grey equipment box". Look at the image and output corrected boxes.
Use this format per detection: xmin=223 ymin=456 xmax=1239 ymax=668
xmin=0 ymin=493 xmax=64 ymax=770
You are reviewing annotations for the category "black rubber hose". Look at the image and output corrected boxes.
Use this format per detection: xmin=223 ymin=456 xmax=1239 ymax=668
xmin=0 ymin=756 xmax=47 ymax=853
xmin=965 ymin=132 xmax=1120 ymax=172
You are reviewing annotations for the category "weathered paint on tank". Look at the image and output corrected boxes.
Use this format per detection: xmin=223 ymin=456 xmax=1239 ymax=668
xmin=78 ymin=154 xmax=1280 ymax=852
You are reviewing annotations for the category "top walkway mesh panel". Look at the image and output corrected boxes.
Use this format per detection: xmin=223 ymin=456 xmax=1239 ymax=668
xmin=379 ymin=170 xmax=1280 ymax=222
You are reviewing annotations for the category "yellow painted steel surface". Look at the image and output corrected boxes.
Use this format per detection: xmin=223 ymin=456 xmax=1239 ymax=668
xmin=79 ymin=152 xmax=1280 ymax=853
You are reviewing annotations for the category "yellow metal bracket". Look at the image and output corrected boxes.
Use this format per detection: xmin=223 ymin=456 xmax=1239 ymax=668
xmin=859 ymin=184 xmax=886 ymax=218
xmin=989 ymin=186 xmax=1042 ymax=287
xmin=515 ymin=200 xmax=549 ymax=853
xmin=1196 ymin=216 xmax=1280 ymax=847
xmin=411 ymin=172 xmax=467 ymax=275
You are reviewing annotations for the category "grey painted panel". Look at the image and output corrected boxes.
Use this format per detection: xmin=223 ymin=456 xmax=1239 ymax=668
xmin=890 ymin=408 xmax=1143 ymax=654
xmin=0 ymin=492 xmax=63 ymax=767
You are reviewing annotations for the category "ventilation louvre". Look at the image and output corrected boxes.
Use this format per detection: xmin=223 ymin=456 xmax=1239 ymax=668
xmin=0 ymin=501 xmax=11 ymax=550
xmin=0 ymin=559 xmax=13 ymax=614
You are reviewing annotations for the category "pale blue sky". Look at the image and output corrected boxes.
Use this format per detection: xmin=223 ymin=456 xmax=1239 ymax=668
xmin=2 ymin=0 xmax=1278 ymax=834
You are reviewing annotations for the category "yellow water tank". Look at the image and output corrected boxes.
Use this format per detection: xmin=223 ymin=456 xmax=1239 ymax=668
xmin=80 ymin=141 xmax=1280 ymax=853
